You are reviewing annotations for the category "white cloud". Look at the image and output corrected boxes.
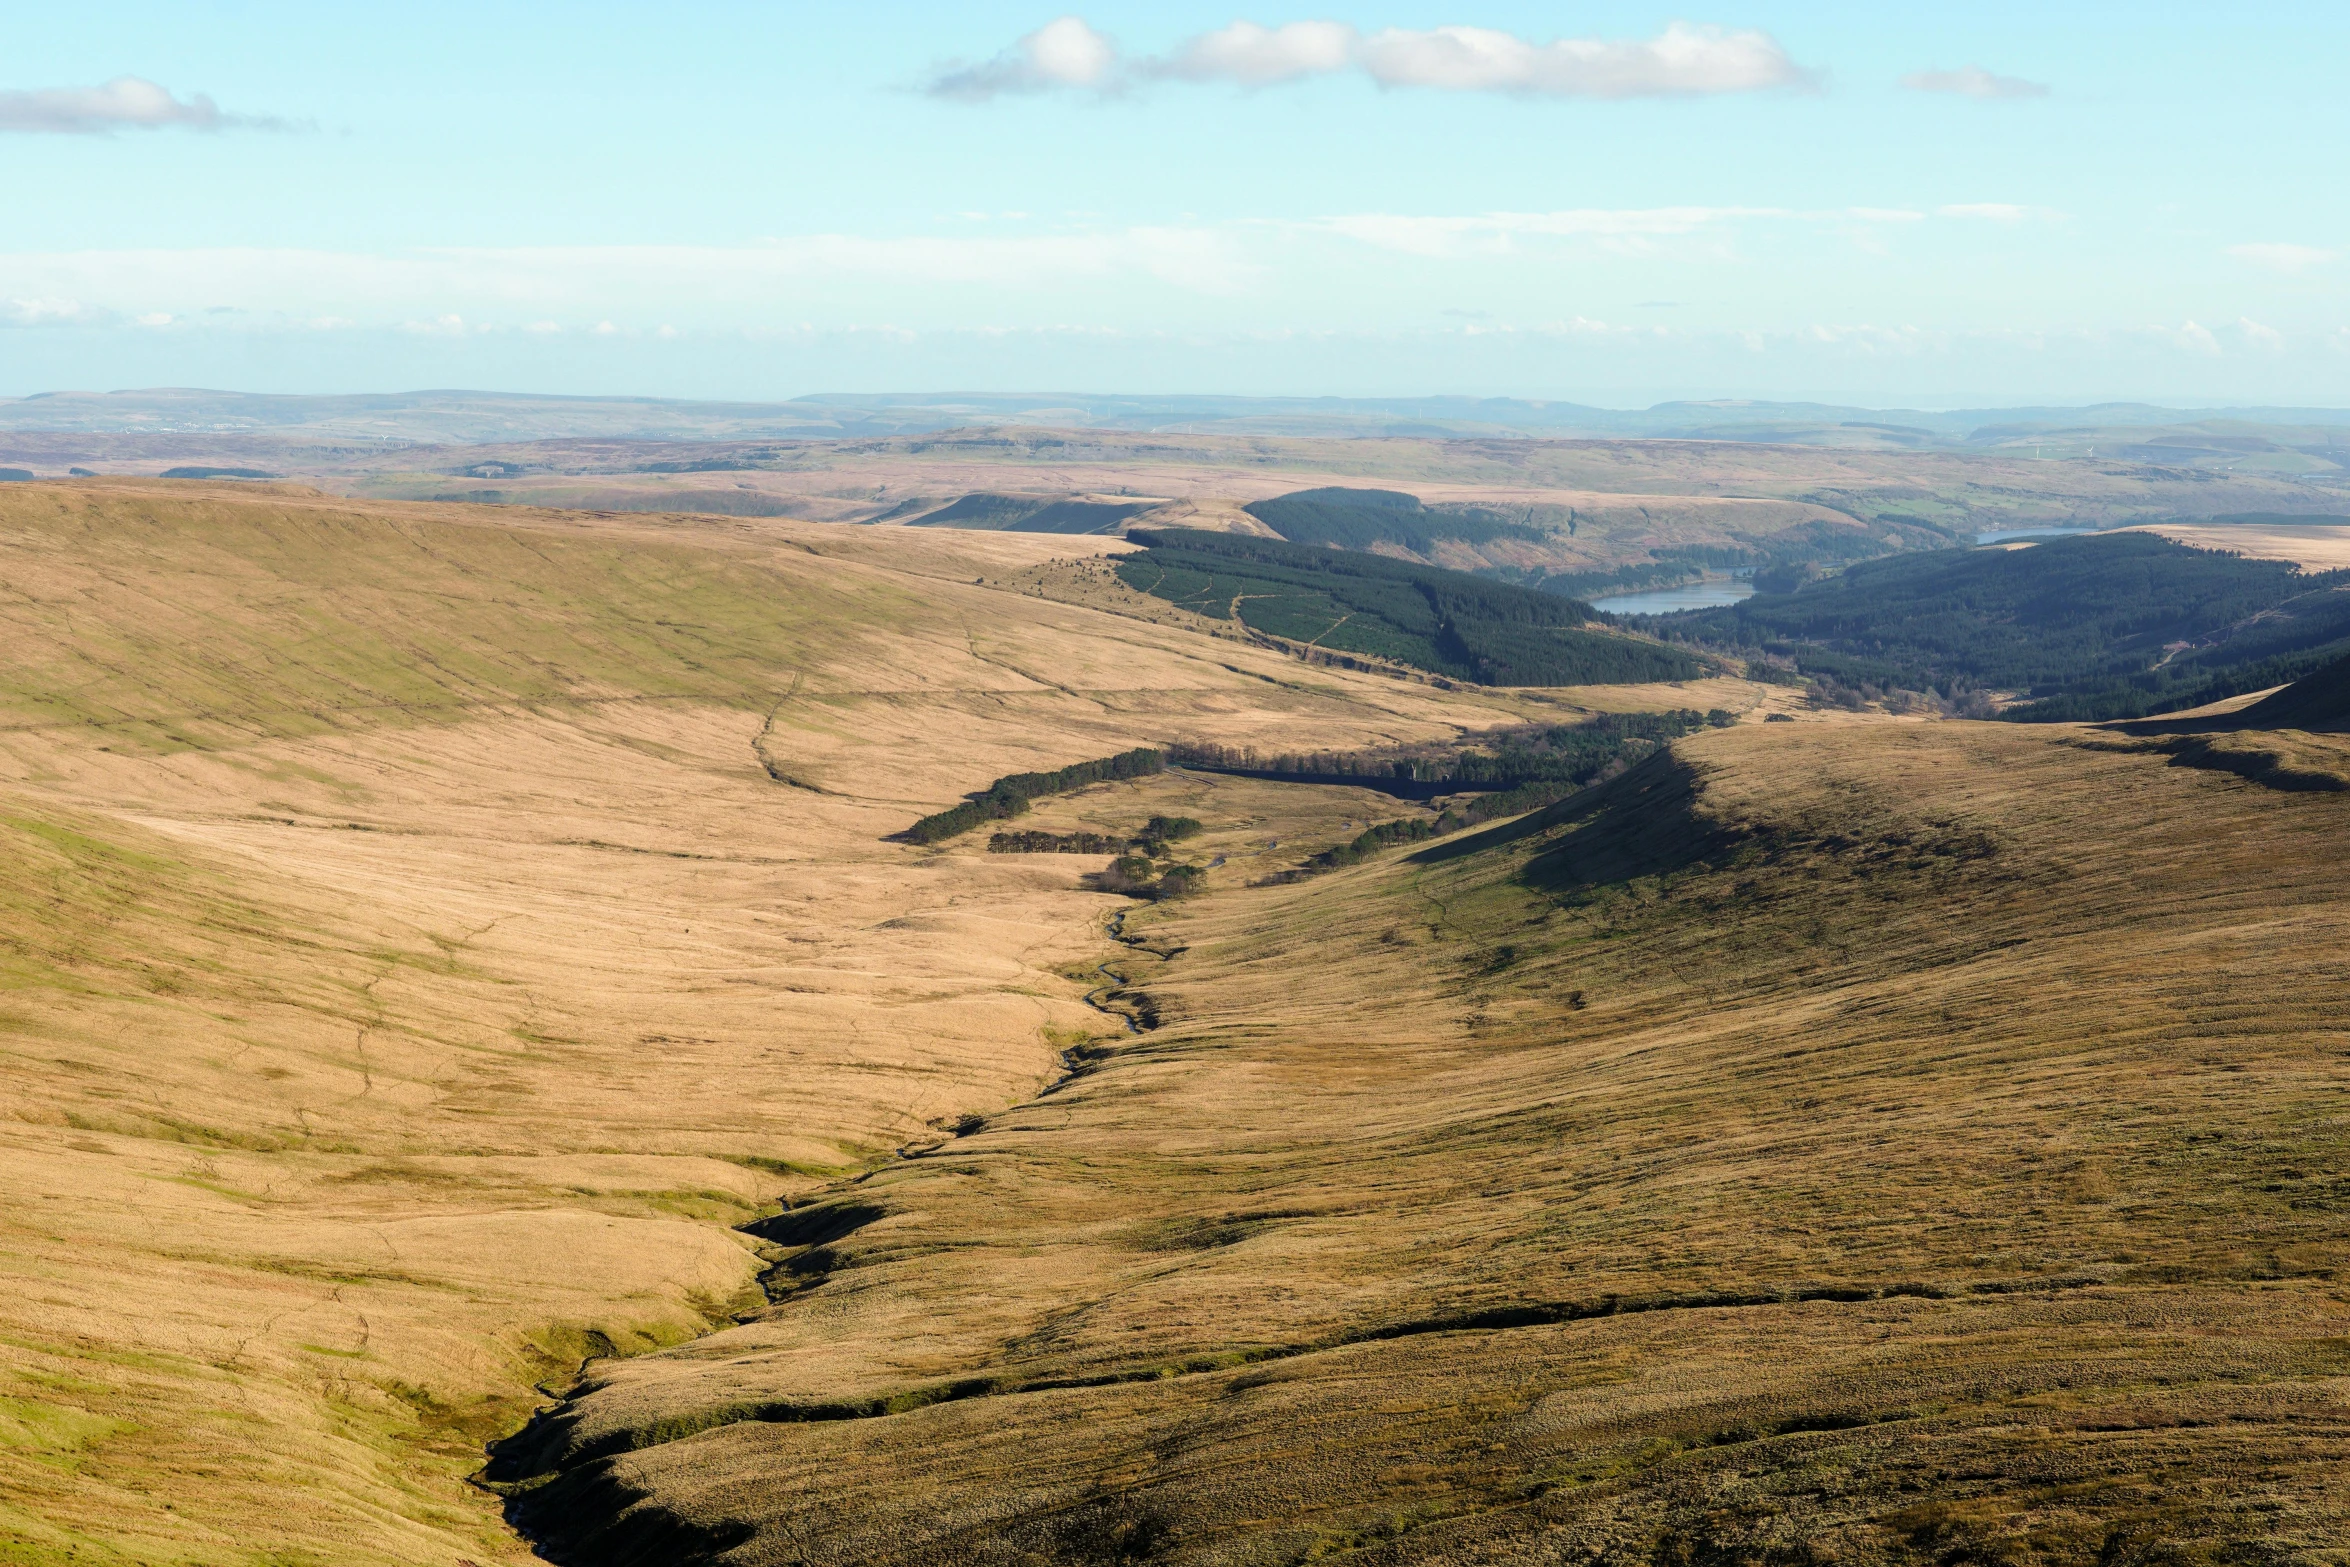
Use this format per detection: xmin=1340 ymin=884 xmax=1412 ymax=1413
xmin=2228 ymin=243 xmax=2338 ymax=274
xmin=941 ymin=18 xmax=1812 ymax=100
xmin=0 ymin=230 xmax=1263 ymax=331
xmin=1 ymin=297 xmax=108 ymax=326
xmin=1319 ymin=206 xmax=1780 ymax=257
xmin=1357 ymin=21 xmax=1813 ymax=97
xmin=1146 ymin=21 xmax=1357 ymax=85
xmin=0 ymin=75 xmax=285 ymax=134
xmin=2238 ymin=317 xmax=2284 ymax=351
xmin=1937 ymin=203 xmax=2057 ymax=223
xmin=926 ymin=17 xmax=1118 ymax=100
xmin=2168 ymin=320 xmax=2223 ymax=357
xmin=1900 ymin=66 xmax=2049 ymax=101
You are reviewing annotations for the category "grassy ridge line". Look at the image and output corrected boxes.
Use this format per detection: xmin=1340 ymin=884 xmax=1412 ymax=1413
xmin=0 ymin=485 xmax=908 ymax=752
xmin=898 ymin=748 xmax=1165 ymax=844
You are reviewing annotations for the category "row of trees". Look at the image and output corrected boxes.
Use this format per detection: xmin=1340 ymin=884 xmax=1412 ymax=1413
xmin=898 ymin=748 xmax=1166 ymax=845
xmin=1169 ymin=710 xmax=1733 ymax=796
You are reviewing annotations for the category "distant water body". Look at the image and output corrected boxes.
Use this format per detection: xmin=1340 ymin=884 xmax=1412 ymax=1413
xmin=1974 ymin=527 xmax=2105 ymax=544
xmin=1591 ymin=576 xmax=1755 ymax=616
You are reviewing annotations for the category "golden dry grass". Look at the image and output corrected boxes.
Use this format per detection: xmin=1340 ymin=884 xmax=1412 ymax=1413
xmin=7 ymin=477 xmax=2344 ymax=1567
xmin=2126 ymin=522 xmax=2350 ymax=571
xmin=505 ymin=722 xmax=2350 ymax=1566
xmin=0 ymin=481 xmax=1610 ymax=1565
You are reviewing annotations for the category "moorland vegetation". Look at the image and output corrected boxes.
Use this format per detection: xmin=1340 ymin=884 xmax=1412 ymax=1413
xmin=0 ymin=478 xmax=1560 ymax=1567
xmin=1241 ymin=486 xmax=1542 ymax=553
xmin=499 ymin=715 xmax=2350 ymax=1566
xmin=8 ymin=469 xmax=2350 ymax=1567
xmin=909 ymin=493 xmax=1154 ymax=534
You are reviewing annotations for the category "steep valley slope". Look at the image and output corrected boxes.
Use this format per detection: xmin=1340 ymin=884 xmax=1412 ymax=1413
xmin=0 ymin=479 xmax=2342 ymax=1567
xmin=501 ymin=722 xmax=2350 ymax=1566
xmin=0 ymin=481 xmax=1581 ymax=1565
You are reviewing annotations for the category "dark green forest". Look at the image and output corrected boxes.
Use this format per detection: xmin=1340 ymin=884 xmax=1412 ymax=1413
xmin=899 ymin=748 xmax=1166 ymax=844
xmin=1646 ymin=533 xmax=2350 ymax=720
xmin=1116 ymin=529 xmax=1703 ymax=687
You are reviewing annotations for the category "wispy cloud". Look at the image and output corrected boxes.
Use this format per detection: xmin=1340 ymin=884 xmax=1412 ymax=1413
xmin=0 ymin=75 xmax=290 ymax=134
xmin=1316 ymin=206 xmax=1782 ymax=258
xmin=1900 ymin=66 xmax=2050 ymax=101
xmin=0 ymin=230 xmax=1265 ymax=330
xmin=1315 ymin=203 xmax=2048 ymax=259
xmin=2228 ymin=242 xmax=2338 ymax=274
xmin=1144 ymin=21 xmax=1357 ymax=85
xmin=0 ymin=297 xmax=110 ymax=327
xmin=1936 ymin=203 xmax=2061 ymax=223
xmin=926 ymin=17 xmax=1119 ymax=100
xmin=939 ymin=18 xmax=1816 ymax=100
xmin=1353 ymin=22 xmax=1815 ymax=97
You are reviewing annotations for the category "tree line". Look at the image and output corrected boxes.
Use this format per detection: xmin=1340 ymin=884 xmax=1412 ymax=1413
xmin=898 ymin=748 xmax=1166 ymax=844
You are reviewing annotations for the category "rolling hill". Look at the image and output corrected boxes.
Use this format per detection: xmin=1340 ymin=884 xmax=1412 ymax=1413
xmin=0 ymin=478 xmax=1583 ymax=1566
xmin=496 ymin=718 xmax=2350 ymax=1566
xmin=2 ymin=475 xmax=2345 ymax=1567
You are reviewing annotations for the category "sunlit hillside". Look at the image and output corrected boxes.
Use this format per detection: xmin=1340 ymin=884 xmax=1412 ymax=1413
xmin=502 ymin=720 xmax=2350 ymax=1566
xmin=0 ymin=480 xmax=1591 ymax=1565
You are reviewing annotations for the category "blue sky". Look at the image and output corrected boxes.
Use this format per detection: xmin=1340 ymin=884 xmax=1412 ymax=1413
xmin=3 ymin=1 xmax=2347 ymax=406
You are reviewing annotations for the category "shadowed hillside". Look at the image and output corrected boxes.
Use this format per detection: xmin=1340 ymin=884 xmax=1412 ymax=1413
xmin=2238 ymin=648 xmax=2350 ymax=729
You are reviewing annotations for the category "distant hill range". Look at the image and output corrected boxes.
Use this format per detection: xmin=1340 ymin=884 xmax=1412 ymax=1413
xmin=6 ymin=386 xmax=2350 ymax=458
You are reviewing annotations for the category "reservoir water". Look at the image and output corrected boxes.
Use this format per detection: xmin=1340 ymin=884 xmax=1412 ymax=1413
xmin=1975 ymin=527 xmax=2104 ymax=545
xmin=1591 ymin=575 xmax=1756 ymax=616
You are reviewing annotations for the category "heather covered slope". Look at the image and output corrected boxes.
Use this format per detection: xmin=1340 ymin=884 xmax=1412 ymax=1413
xmin=0 ymin=481 xmax=1586 ymax=1565
xmin=504 ymin=721 xmax=2350 ymax=1566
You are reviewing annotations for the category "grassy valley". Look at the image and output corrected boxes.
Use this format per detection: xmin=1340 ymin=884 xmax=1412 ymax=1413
xmin=0 ymin=479 xmax=1574 ymax=1565
xmin=0 ymin=473 xmax=2344 ymax=1567
xmin=495 ymin=717 xmax=2350 ymax=1566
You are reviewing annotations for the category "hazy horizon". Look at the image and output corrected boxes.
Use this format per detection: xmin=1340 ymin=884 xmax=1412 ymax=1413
xmin=10 ymin=2 xmax=2349 ymax=404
